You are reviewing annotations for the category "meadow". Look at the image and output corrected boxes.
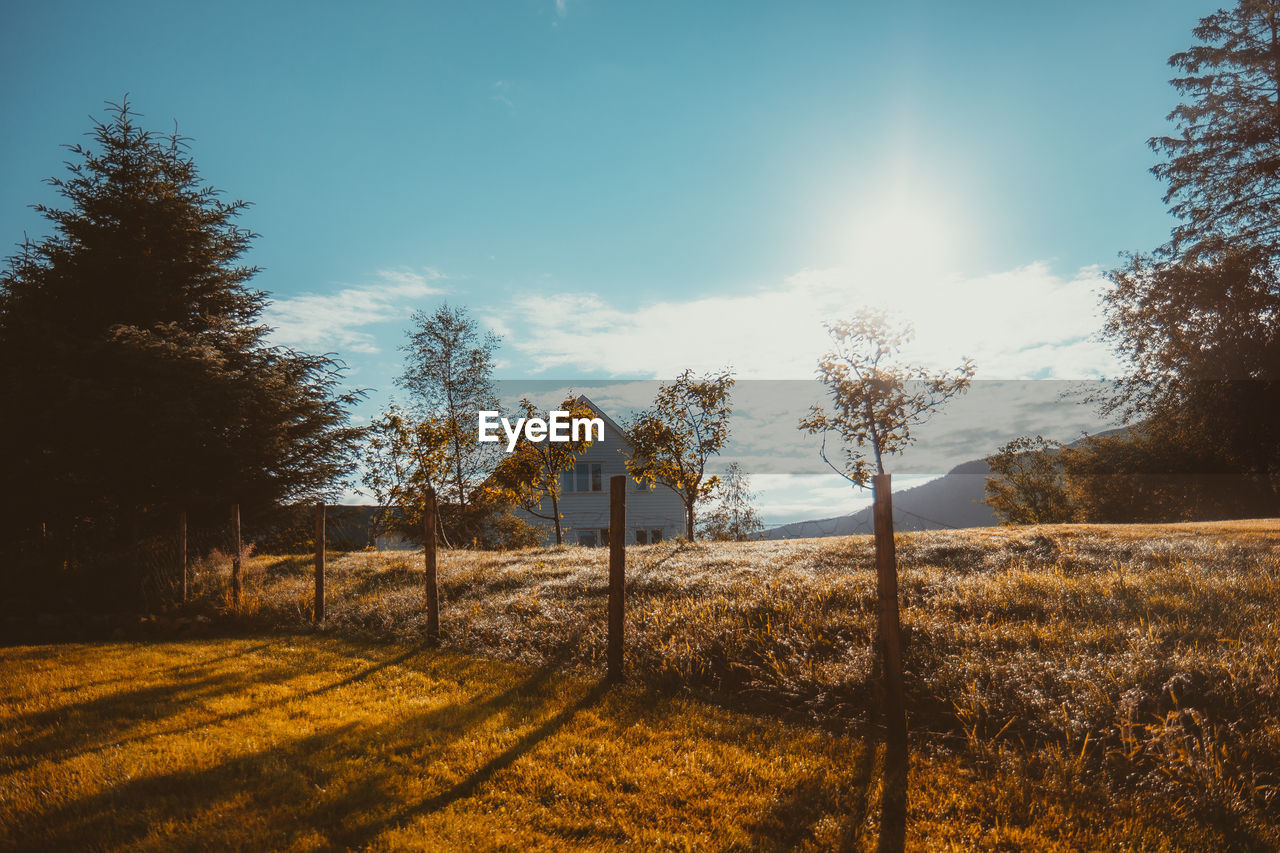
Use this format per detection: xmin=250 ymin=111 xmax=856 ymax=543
xmin=3 ymin=521 xmax=1278 ymax=849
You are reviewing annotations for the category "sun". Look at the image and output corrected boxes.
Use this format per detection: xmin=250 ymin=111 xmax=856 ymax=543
xmin=846 ymin=190 xmax=962 ymax=273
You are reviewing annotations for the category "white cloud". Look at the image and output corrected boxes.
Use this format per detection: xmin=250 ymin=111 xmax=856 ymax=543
xmin=264 ymin=268 xmax=444 ymax=354
xmin=494 ymin=262 xmax=1123 ymax=380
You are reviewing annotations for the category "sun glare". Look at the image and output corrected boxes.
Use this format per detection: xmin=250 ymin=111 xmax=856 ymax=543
xmin=846 ymin=191 xmax=962 ymax=274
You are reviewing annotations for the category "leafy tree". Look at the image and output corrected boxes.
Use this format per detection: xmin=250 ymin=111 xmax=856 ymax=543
xmin=365 ymin=303 xmax=525 ymax=546
xmin=798 ymin=311 xmax=975 ymax=484
xmin=983 ymin=436 xmax=1075 ymax=525
xmin=698 ymin=462 xmax=764 ymax=541
xmin=1096 ymin=1 xmax=1280 ymax=516
xmin=1062 ymin=424 xmax=1275 ymax=522
xmin=798 ymin=309 xmax=972 ymax=852
xmin=362 ymin=405 xmax=542 ymax=549
xmin=1151 ymin=0 xmax=1280 ymax=262
xmin=483 ymin=396 xmax=599 ymax=545
xmin=0 ymin=100 xmax=363 ymax=603
xmin=626 ymin=368 xmax=734 ymax=541
xmin=394 ymin=302 xmax=501 ymax=510
xmin=362 ymin=405 xmax=453 ymax=536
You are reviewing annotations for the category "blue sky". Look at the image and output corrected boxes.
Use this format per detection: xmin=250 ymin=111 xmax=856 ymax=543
xmin=1 ymin=1 xmax=1222 ymax=520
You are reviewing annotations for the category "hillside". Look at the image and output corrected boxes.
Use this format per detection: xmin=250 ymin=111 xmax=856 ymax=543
xmin=762 ymin=458 xmax=998 ymax=538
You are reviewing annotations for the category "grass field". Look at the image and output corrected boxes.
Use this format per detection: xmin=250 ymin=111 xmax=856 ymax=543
xmin=4 ymin=521 xmax=1279 ymax=849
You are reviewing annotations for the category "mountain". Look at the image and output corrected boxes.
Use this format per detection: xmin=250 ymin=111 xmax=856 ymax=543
xmin=761 ymin=458 xmax=997 ymax=539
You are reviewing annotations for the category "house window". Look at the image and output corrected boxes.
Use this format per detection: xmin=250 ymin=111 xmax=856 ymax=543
xmin=562 ymin=462 xmax=603 ymax=493
xmin=635 ymin=528 xmax=663 ymax=545
xmin=631 ymin=476 xmax=652 ymax=492
xmin=576 ymin=528 xmax=611 ymax=547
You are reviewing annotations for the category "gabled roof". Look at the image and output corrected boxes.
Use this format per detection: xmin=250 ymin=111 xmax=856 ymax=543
xmin=574 ymin=394 xmax=632 ymax=448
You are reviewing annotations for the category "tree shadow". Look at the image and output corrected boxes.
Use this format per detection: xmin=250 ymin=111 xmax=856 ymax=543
xmin=335 ymin=677 xmax=612 ymax=850
xmin=738 ymin=731 xmax=878 ymax=851
xmin=3 ymin=641 xmax=421 ymax=774
xmin=9 ymin=650 xmax=592 ymax=851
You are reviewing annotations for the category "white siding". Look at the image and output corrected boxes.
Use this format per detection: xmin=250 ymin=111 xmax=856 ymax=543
xmin=519 ymin=398 xmax=687 ymax=546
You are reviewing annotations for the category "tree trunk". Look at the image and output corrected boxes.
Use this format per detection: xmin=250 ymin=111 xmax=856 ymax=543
xmin=685 ymin=500 xmax=695 ymax=542
xmin=552 ymin=492 xmax=562 ymax=545
xmin=872 ymin=473 xmax=907 ymax=853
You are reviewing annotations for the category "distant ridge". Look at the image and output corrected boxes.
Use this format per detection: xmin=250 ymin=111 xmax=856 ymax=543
xmin=761 ymin=458 xmax=997 ymax=539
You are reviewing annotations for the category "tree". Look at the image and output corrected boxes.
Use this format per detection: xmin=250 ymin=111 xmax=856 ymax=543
xmin=798 ymin=309 xmax=973 ymax=853
xmin=362 ymin=405 xmax=453 ymax=537
xmin=394 ymin=302 xmax=501 ymax=510
xmin=983 ymin=436 xmax=1075 ymax=525
xmin=1098 ymin=1 xmax=1280 ymax=516
xmin=483 ymin=396 xmax=599 ymax=545
xmin=798 ymin=311 xmax=975 ymax=484
xmin=1151 ymin=0 xmax=1280 ymax=262
xmin=0 ymin=100 xmax=364 ymax=604
xmin=698 ymin=462 xmax=764 ymax=541
xmin=626 ymin=368 xmax=734 ymax=542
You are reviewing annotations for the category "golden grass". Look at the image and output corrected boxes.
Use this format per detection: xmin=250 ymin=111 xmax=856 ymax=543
xmin=6 ymin=520 xmax=1277 ymax=848
xmin=0 ymin=635 xmax=1257 ymax=851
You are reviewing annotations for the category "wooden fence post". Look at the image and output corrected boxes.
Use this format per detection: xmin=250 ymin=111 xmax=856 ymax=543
xmin=424 ymin=486 xmax=439 ymax=646
xmin=231 ymin=503 xmax=242 ymax=609
xmin=872 ymin=473 xmax=907 ymax=853
xmin=179 ymin=510 xmax=188 ymax=604
xmin=608 ymin=475 xmax=626 ymax=682
xmin=314 ymin=502 xmax=326 ymax=624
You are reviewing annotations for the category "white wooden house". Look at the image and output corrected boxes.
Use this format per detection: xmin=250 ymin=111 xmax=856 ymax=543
xmin=521 ymin=395 xmax=687 ymax=546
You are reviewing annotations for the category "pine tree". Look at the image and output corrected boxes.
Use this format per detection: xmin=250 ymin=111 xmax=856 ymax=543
xmin=0 ymin=100 xmax=364 ymax=602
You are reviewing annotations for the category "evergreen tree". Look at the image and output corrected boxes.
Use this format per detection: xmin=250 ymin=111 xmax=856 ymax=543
xmin=0 ymin=100 xmax=364 ymax=602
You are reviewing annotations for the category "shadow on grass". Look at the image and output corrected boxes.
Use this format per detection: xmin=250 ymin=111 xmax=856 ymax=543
xmin=5 ymin=643 xmax=598 ymax=851
xmin=741 ymin=739 xmax=879 ymax=852
xmin=335 ymin=677 xmax=612 ymax=850
xmin=2 ymin=640 xmax=420 ymax=774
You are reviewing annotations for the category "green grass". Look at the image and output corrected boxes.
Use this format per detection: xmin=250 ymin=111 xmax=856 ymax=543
xmin=5 ymin=521 xmax=1280 ymax=849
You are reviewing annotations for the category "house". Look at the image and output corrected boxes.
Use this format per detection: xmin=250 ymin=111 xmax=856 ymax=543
xmin=520 ymin=395 xmax=687 ymax=546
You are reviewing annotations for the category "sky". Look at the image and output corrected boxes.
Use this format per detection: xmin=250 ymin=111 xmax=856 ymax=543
xmin=0 ymin=1 xmax=1223 ymax=523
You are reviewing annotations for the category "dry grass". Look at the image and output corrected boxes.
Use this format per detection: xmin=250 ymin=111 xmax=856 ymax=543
xmin=0 ymin=634 xmax=1264 ymax=851
xmin=0 ymin=638 xmax=886 ymax=851
xmin=6 ymin=521 xmax=1277 ymax=848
